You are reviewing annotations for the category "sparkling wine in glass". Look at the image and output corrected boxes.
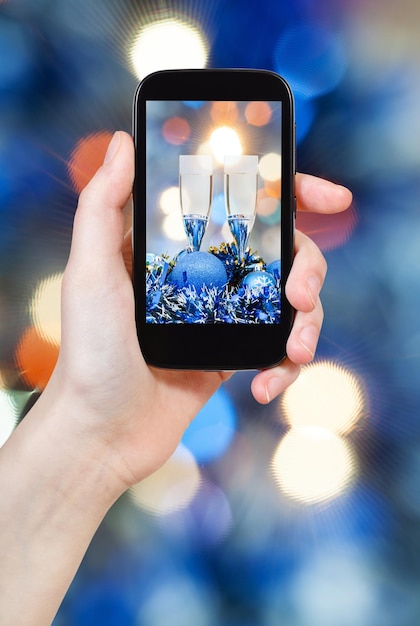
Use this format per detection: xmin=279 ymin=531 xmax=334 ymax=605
xmin=224 ymin=155 xmax=258 ymax=262
xmin=179 ymin=155 xmax=213 ymax=252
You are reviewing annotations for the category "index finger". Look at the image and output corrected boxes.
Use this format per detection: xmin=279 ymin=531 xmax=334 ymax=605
xmin=296 ymin=173 xmax=352 ymax=214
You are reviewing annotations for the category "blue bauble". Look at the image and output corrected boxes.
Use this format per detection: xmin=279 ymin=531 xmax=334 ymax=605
xmin=242 ymin=270 xmax=277 ymax=295
xmin=266 ymin=259 xmax=281 ymax=281
xmin=168 ymin=251 xmax=227 ymax=292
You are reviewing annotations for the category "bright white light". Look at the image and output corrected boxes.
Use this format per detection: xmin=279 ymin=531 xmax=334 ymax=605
xmin=129 ymin=18 xmax=208 ymax=80
xmin=29 ymin=273 xmax=62 ymax=346
xmin=162 ymin=212 xmax=186 ymax=242
xmin=160 ymin=186 xmax=181 ymax=215
xmin=209 ymin=127 xmax=242 ymax=164
xmin=129 ymin=444 xmax=201 ymax=515
xmin=282 ymin=361 xmax=366 ymax=435
xmin=259 ymin=152 xmax=281 ymax=181
xmin=272 ymin=426 xmax=357 ymax=504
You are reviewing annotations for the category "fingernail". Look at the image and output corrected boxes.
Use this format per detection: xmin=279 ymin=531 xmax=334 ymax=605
xmin=299 ymin=325 xmax=318 ymax=358
xmin=307 ymin=275 xmax=321 ymax=309
xmin=104 ymin=131 xmax=120 ymax=165
xmin=265 ymin=376 xmax=286 ymax=403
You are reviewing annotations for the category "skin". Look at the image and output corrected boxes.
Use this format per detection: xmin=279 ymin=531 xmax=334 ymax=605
xmin=0 ymin=131 xmax=352 ymax=625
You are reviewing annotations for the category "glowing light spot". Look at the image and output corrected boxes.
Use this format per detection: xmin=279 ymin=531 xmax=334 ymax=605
xmin=272 ymin=426 xmax=357 ymax=504
xmin=15 ymin=327 xmax=59 ymax=390
xmin=129 ymin=444 xmax=201 ymax=515
xmin=261 ymin=225 xmax=281 ymax=256
xmin=296 ymin=203 xmax=358 ymax=251
xmin=182 ymin=387 xmax=237 ymax=463
xmin=210 ymin=101 xmax=239 ymax=125
xmin=162 ymin=212 xmax=187 ymax=242
xmin=0 ymin=389 xmax=18 ymax=447
xmin=68 ymin=131 xmax=112 ymax=193
xmin=29 ymin=273 xmax=62 ymax=346
xmin=257 ymin=189 xmax=279 ymax=217
xmin=265 ymin=179 xmax=281 ymax=199
xmin=159 ymin=480 xmax=233 ymax=545
xmin=129 ymin=18 xmax=208 ymax=80
xmin=160 ymin=186 xmax=181 ymax=215
xmin=282 ymin=361 xmax=366 ymax=435
xmin=209 ymin=127 xmax=242 ymax=164
xmin=259 ymin=152 xmax=281 ymax=182
xmin=274 ymin=24 xmax=347 ymax=98
xmin=162 ymin=116 xmax=191 ymax=145
xmin=245 ymin=101 xmax=272 ymax=126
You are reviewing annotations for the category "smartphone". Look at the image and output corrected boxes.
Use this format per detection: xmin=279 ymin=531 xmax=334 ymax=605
xmin=133 ymin=69 xmax=295 ymax=370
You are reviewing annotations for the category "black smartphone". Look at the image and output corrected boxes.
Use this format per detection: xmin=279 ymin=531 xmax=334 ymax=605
xmin=133 ymin=69 xmax=295 ymax=370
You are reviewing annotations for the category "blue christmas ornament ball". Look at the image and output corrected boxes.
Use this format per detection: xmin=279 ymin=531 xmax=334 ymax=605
xmin=242 ymin=270 xmax=277 ymax=295
xmin=168 ymin=251 xmax=227 ymax=291
xmin=266 ymin=259 xmax=281 ymax=281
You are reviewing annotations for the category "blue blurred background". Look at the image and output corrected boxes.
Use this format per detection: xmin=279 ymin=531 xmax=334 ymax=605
xmin=1 ymin=0 xmax=420 ymax=624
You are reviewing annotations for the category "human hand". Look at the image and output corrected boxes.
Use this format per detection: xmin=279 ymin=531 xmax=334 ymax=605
xmin=41 ymin=131 xmax=351 ymax=493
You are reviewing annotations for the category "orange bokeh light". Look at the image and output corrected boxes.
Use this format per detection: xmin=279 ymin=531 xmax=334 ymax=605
xmin=265 ymin=179 xmax=281 ymax=199
xmin=257 ymin=188 xmax=279 ymax=217
xmin=68 ymin=131 xmax=113 ymax=193
xmin=245 ymin=101 xmax=272 ymax=126
xmin=15 ymin=327 xmax=59 ymax=390
xmin=296 ymin=204 xmax=358 ymax=251
xmin=210 ymin=101 xmax=239 ymax=125
xmin=162 ymin=116 xmax=191 ymax=145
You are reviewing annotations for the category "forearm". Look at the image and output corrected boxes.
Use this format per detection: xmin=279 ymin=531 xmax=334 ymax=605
xmin=0 ymin=387 xmax=123 ymax=626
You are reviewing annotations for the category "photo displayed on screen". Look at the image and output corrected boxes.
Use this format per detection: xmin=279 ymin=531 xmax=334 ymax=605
xmin=145 ymin=99 xmax=282 ymax=324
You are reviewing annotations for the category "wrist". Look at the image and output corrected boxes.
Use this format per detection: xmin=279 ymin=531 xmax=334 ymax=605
xmin=20 ymin=377 xmax=127 ymax=510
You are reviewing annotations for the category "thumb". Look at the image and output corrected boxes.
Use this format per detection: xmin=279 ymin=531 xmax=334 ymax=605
xmin=68 ymin=131 xmax=134 ymax=265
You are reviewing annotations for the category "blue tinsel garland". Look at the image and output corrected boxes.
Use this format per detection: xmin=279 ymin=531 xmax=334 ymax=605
xmin=145 ymin=244 xmax=281 ymax=324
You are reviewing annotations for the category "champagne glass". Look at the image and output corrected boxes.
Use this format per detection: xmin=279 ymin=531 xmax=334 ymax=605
xmin=179 ymin=155 xmax=213 ymax=252
xmin=224 ymin=155 xmax=258 ymax=263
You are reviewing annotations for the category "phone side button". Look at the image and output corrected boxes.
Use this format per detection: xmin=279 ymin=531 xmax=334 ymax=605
xmin=294 ymin=196 xmax=297 ymax=218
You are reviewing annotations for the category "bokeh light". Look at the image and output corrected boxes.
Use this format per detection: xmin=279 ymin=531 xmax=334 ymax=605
xmin=259 ymin=152 xmax=281 ymax=182
xmin=182 ymin=387 xmax=237 ymax=463
xmin=257 ymin=188 xmax=280 ymax=224
xmin=0 ymin=19 xmax=34 ymax=93
xmin=129 ymin=18 xmax=208 ymax=80
xmin=129 ymin=444 xmax=201 ymax=515
xmin=159 ymin=186 xmax=181 ymax=215
xmin=245 ymin=101 xmax=272 ymax=126
xmin=15 ymin=327 xmax=59 ymax=390
xmin=296 ymin=203 xmax=358 ymax=252
xmin=209 ymin=127 xmax=242 ymax=164
xmin=281 ymin=361 xmax=366 ymax=435
xmin=68 ymin=131 xmax=112 ymax=193
xmin=273 ymin=23 xmax=347 ymax=98
xmin=272 ymin=426 xmax=358 ymax=504
xmin=162 ymin=116 xmax=191 ymax=145
xmin=159 ymin=480 xmax=233 ymax=545
xmin=29 ymin=273 xmax=62 ymax=346
xmin=162 ymin=212 xmax=186 ymax=241
xmin=210 ymin=101 xmax=239 ymax=125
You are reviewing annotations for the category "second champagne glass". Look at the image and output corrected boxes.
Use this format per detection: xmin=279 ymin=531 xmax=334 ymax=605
xmin=179 ymin=155 xmax=213 ymax=252
xmin=224 ymin=155 xmax=258 ymax=263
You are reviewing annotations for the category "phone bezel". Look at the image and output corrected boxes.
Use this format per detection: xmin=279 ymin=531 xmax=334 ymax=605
xmin=133 ymin=69 xmax=295 ymax=370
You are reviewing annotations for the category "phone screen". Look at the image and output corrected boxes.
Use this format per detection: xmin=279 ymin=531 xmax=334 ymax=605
xmin=145 ymin=99 xmax=283 ymax=325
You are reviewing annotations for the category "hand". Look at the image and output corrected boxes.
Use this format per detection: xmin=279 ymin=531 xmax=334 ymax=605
xmin=0 ymin=132 xmax=351 ymax=625
xmin=42 ymin=131 xmax=352 ymax=492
